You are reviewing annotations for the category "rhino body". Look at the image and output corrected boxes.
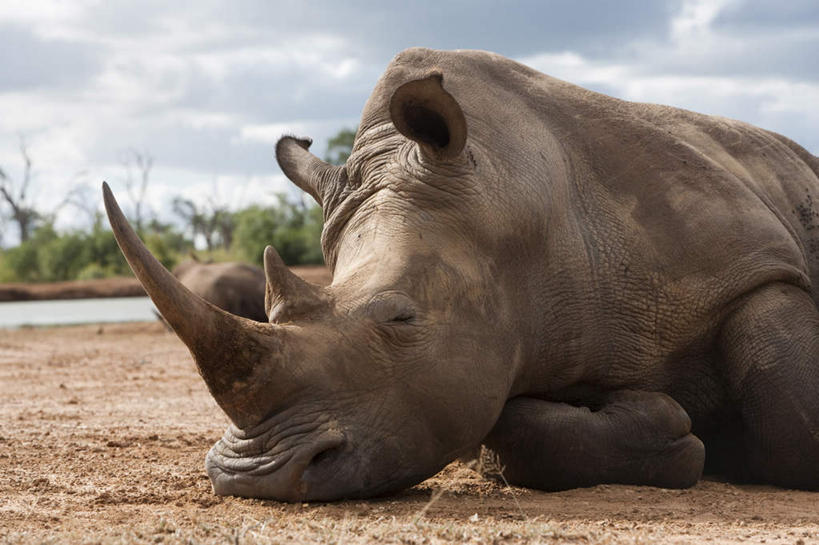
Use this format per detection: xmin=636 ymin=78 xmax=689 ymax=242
xmin=105 ymin=48 xmax=819 ymax=500
xmin=172 ymin=259 xmax=267 ymax=322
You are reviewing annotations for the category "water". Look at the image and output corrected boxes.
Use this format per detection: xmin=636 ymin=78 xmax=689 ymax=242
xmin=0 ymin=296 xmax=157 ymax=328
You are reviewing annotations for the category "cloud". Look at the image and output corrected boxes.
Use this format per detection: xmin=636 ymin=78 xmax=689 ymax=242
xmin=520 ymin=0 xmax=819 ymax=153
xmin=0 ymin=23 xmax=101 ymax=91
xmin=0 ymin=0 xmax=818 ymax=246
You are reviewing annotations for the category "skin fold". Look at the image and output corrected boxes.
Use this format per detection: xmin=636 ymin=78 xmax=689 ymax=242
xmin=105 ymin=48 xmax=819 ymax=501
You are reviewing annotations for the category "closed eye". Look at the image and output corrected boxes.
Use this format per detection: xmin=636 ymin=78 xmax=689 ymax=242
xmin=390 ymin=312 xmax=415 ymax=324
xmin=366 ymin=292 xmax=417 ymax=325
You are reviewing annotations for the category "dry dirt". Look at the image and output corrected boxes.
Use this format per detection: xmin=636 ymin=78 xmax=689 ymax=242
xmin=1 ymin=322 xmax=817 ymax=544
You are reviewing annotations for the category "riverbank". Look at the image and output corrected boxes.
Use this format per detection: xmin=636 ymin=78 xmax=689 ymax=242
xmin=0 ymin=276 xmax=144 ymax=302
xmin=0 ymin=265 xmax=331 ymax=302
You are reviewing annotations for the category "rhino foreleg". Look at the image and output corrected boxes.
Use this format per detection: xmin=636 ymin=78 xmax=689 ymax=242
xmin=718 ymin=282 xmax=819 ymax=489
xmin=483 ymin=391 xmax=704 ymax=490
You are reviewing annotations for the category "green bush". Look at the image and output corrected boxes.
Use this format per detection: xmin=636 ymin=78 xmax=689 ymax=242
xmin=39 ymin=232 xmax=87 ymax=282
xmin=232 ymin=198 xmax=323 ymax=267
xmin=0 ymin=241 xmax=40 ymax=282
xmin=0 ymin=190 xmax=324 ymax=282
xmin=76 ymin=262 xmax=109 ymax=280
xmin=0 ymin=222 xmax=133 ymax=283
xmin=144 ymin=232 xmax=178 ymax=271
xmin=82 ymin=222 xmax=131 ymax=277
xmin=233 ymin=205 xmax=281 ymax=266
xmin=0 ymin=224 xmax=57 ymax=282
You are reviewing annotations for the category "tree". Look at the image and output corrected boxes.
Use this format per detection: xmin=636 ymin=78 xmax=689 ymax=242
xmin=143 ymin=217 xmax=193 ymax=270
xmin=232 ymin=194 xmax=324 ymax=266
xmin=324 ymin=127 xmax=356 ymax=166
xmin=173 ymin=197 xmax=210 ymax=250
xmin=76 ymin=213 xmax=131 ymax=280
xmin=120 ymin=149 xmax=153 ymax=234
xmin=0 ymin=137 xmax=40 ymax=243
xmin=172 ymin=197 xmax=234 ymax=252
xmin=0 ymin=136 xmax=82 ymax=244
xmin=233 ymin=205 xmax=281 ymax=266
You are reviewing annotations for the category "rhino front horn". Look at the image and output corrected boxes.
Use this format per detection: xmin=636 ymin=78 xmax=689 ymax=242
xmin=102 ymin=182 xmax=294 ymax=429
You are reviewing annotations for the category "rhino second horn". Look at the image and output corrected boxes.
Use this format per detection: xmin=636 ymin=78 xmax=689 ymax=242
xmin=264 ymin=245 xmax=328 ymax=322
xmin=275 ymin=136 xmax=346 ymax=207
xmin=102 ymin=182 xmax=290 ymax=429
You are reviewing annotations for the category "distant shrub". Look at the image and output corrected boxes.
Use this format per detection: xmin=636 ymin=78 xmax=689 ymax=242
xmin=233 ymin=197 xmax=323 ymax=267
xmin=0 ymin=191 xmax=324 ymax=282
xmin=76 ymin=262 xmax=109 ymax=280
xmin=39 ymin=232 xmax=88 ymax=282
xmin=1 ymin=241 xmax=40 ymax=282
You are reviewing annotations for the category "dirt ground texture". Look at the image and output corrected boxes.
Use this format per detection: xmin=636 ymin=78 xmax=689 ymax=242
xmin=1 ymin=323 xmax=817 ymax=544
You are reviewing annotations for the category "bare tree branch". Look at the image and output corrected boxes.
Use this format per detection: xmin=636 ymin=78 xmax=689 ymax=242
xmin=0 ymin=138 xmax=88 ymax=243
xmin=62 ymin=183 xmax=101 ymax=228
xmin=51 ymin=170 xmax=89 ymax=217
xmin=0 ymin=137 xmax=39 ymax=242
xmin=18 ymin=135 xmax=32 ymax=203
xmin=121 ymin=149 xmax=153 ymax=233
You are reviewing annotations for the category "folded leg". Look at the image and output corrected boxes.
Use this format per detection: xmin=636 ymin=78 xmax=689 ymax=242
xmin=483 ymin=390 xmax=704 ymax=490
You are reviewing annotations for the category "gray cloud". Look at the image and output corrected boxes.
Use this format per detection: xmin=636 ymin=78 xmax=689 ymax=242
xmin=0 ymin=23 xmax=101 ymax=91
xmin=715 ymin=0 xmax=819 ymax=27
xmin=203 ymin=0 xmax=677 ymax=59
xmin=1 ymin=0 xmax=818 ymax=245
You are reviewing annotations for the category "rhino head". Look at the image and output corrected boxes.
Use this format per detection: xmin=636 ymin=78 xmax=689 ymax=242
xmin=105 ymin=60 xmax=526 ymax=501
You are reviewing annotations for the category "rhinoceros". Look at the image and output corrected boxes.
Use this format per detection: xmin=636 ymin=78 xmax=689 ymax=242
xmin=171 ymin=258 xmax=267 ymax=322
xmin=103 ymin=47 xmax=819 ymax=501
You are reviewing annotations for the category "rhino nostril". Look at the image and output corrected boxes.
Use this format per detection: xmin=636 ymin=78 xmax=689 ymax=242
xmin=309 ymin=444 xmax=343 ymax=468
xmin=308 ymin=431 xmax=345 ymax=469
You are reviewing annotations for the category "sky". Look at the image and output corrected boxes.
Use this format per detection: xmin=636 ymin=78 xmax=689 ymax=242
xmin=0 ymin=0 xmax=817 ymax=245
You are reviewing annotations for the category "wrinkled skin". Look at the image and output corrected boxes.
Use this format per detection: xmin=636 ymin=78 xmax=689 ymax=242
xmin=172 ymin=260 xmax=267 ymax=322
xmin=106 ymin=48 xmax=819 ymax=501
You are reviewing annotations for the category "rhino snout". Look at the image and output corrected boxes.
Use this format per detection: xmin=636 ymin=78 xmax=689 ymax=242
xmin=206 ymin=424 xmax=346 ymax=502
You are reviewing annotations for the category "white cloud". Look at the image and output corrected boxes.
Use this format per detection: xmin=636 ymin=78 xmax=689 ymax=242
xmin=671 ymin=0 xmax=736 ymax=41
xmin=239 ymin=118 xmax=357 ymax=145
xmin=0 ymin=0 xmax=90 ymax=30
xmin=518 ymin=52 xmax=630 ymax=86
xmin=521 ymin=50 xmax=819 ymax=148
xmin=240 ymin=123 xmax=305 ymax=145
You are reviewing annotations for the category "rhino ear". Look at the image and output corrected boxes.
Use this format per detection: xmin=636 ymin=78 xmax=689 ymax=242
xmin=389 ymin=73 xmax=467 ymax=159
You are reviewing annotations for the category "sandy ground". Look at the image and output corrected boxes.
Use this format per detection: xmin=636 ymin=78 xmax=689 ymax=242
xmin=0 ymin=266 xmax=332 ymax=302
xmin=1 ymin=323 xmax=818 ymax=544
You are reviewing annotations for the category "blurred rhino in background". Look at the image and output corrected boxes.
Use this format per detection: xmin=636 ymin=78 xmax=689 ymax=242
xmin=170 ymin=257 xmax=267 ymax=322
